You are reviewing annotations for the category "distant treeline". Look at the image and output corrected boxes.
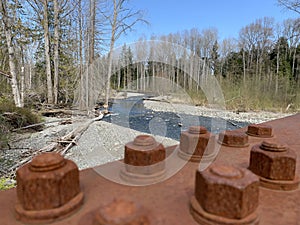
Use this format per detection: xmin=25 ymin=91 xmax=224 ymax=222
xmin=0 ymin=0 xmax=299 ymax=111
xmin=110 ymin=17 xmax=300 ymax=110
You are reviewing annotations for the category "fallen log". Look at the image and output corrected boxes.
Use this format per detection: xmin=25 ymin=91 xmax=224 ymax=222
xmin=7 ymin=113 xmax=104 ymax=175
xmin=12 ymin=119 xmax=68 ymax=131
xmin=40 ymin=109 xmax=90 ymax=117
xmin=143 ymin=96 xmax=171 ymax=103
xmin=59 ymin=113 xmax=104 ymax=155
xmin=40 ymin=109 xmax=74 ymax=117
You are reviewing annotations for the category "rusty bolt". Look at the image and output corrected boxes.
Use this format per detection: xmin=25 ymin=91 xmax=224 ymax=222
xmin=249 ymin=140 xmax=296 ymax=180
xmin=93 ymin=199 xmax=150 ymax=225
xmin=15 ymin=152 xmax=84 ymax=223
xmin=124 ymin=135 xmax=165 ymax=175
xmin=191 ymin=164 xmax=259 ymax=224
xmin=178 ymin=126 xmax=215 ymax=162
xmin=247 ymin=124 xmax=273 ymax=138
xmin=218 ymin=130 xmax=249 ymax=147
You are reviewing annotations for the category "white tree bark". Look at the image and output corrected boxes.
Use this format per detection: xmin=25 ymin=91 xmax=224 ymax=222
xmin=53 ymin=0 xmax=59 ymax=104
xmin=104 ymin=0 xmax=118 ymax=110
xmin=104 ymin=0 xmax=146 ymax=109
xmin=0 ymin=0 xmax=22 ymax=107
xmin=43 ymin=0 xmax=54 ymax=104
xmin=78 ymin=0 xmax=84 ymax=110
xmin=89 ymin=0 xmax=96 ymax=65
xmin=20 ymin=66 xmax=25 ymax=107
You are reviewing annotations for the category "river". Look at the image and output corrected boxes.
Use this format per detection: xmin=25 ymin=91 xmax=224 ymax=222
xmin=102 ymin=95 xmax=249 ymax=141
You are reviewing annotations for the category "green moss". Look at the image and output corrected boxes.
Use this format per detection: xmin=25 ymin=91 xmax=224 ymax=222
xmin=0 ymin=178 xmax=15 ymax=190
xmin=0 ymin=97 xmax=42 ymax=130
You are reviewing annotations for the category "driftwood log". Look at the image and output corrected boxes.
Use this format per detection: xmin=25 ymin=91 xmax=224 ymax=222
xmin=12 ymin=119 xmax=69 ymax=131
xmin=7 ymin=113 xmax=104 ymax=175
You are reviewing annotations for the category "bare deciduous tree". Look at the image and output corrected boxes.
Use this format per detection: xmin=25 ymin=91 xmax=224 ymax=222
xmin=53 ymin=0 xmax=59 ymax=104
xmin=103 ymin=0 xmax=147 ymax=110
xmin=0 ymin=0 xmax=22 ymax=107
xmin=43 ymin=0 xmax=54 ymax=104
xmin=278 ymin=0 xmax=300 ymax=14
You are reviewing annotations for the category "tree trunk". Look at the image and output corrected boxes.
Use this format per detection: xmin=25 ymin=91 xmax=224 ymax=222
xmin=0 ymin=0 xmax=22 ymax=107
xmin=117 ymin=67 xmax=121 ymax=89
xmin=183 ymin=58 xmax=186 ymax=90
xmin=189 ymin=55 xmax=193 ymax=90
xmin=242 ymin=49 xmax=246 ymax=86
xmin=141 ymin=62 xmax=145 ymax=91
xmin=137 ymin=63 xmax=140 ymax=90
xmin=292 ymin=47 xmax=296 ymax=78
xmin=43 ymin=0 xmax=53 ymax=104
xmin=152 ymin=62 xmax=155 ymax=90
xmin=29 ymin=62 xmax=32 ymax=89
xmin=123 ymin=65 xmax=126 ymax=88
xmin=176 ymin=60 xmax=179 ymax=86
xmin=53 ymin=0 xmax=59 ymax=104
xmin=89 ymin=0 xmax=96 ymax=65
xmin=104 ymin=0 xmax=118 ymax=110
xmin=275 ymin=44 xmax=280 ymax=95
xmin=78 ymin=0 xmax=84 ymax=110
xmin=84 ymin=0 xmax=96 ymax=111
xmin=20 ymin=66 xmax=25 ymax=107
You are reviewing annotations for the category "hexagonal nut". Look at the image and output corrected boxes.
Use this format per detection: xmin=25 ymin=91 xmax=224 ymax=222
xmin=16 ymin=153 xmax=81 ymax=210
xmin=249 ymin=141 xmax=297 ymax=180
xmin=247 ymin=124 xmax=273 ymax=138
xmin=94 ymin=199 xmax=150 ymax=225
xmin=195 ymin=164 xmax=259 ymax=219
xmin=218 ymin=130 xmax=249 ymax=147
xmin=180 ymin=126 xmax=212 ymax=156
xmin=125 ymin=135 xmax=165 ymax=166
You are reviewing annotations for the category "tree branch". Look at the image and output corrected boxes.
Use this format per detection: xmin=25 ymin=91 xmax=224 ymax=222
xmin=0 ymin=69 xmax=11 ymax=79
xmin=278 ymin=0 xmax=300 ymax=14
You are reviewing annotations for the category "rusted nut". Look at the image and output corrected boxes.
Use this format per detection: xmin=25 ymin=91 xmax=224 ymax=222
xmin=178 ymin=126 xmax=216 ymax=162
xmin=247 ymin=124 xmax=273 ymax=138
xmin=124 ymin=135 xmax=165 ymax=170
xmin=92 ymin=199 xmax=150 ymax=225
xmin=15 ymin=152 xmax=84 ymax=224
xmin=218 ymin=130 xmax=249 ymax=147
xmin=190 ymin=164 xmax=260 ymax=225
xmin=249 ymin=140 xmax=299 ymax=190
xmin=121 ymin=135 xmax=166 ymax=184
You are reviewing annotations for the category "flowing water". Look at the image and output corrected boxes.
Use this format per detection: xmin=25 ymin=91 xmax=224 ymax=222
xmin=102 ymin=95 xmax=249 ymax=141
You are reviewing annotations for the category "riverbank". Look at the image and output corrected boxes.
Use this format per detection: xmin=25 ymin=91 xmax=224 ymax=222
xmin=0 ymin=117 xmax=178 ymax=177
xmin=0 ymin=93 xmax=295 ymax=181
xmin=143 ymin=99 xmax=293 ymax=124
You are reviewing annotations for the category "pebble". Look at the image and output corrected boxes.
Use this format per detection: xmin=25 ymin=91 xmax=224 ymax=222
xmin=0 ymin=100 xmax=293 ymax=175
xmin=143 ymin=100 xmax=293 ymax=124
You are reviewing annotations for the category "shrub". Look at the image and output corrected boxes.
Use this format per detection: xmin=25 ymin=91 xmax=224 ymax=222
xmin=0 ymin=177 xmax=15 ymax=190
xmin=0 ymin=98 xmax=42 ymax=130
xmin=0 ymin=117 xmax=10 ymax=148
xmin=0 ymin=98 xmax=43 ymax=148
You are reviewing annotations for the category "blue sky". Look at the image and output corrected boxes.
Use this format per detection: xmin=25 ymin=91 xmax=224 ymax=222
xmin=116 ymin=0 xmax=299 ymax=46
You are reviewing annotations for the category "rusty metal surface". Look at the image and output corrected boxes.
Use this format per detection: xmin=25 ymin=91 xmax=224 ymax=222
xmin=218 ymin=130 xmax=249 ymax=148
xmin=15 ymin=152 xmax=84 ymax=224
xmin=191 ymin=163 xmax=260 ymax=225
xmin=0 ymin=113 xmax=299 ymax=225
xmin=246 ymin=124 xmax=273 ymax=138
xmin=178 ymin=126 xmax=213 ymax=162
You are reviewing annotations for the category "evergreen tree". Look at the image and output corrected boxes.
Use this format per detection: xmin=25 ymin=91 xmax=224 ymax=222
xmin=211 ymin=40 xmax=220 ymax=75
